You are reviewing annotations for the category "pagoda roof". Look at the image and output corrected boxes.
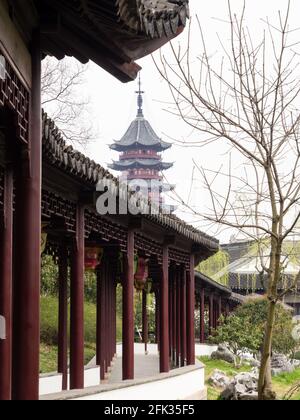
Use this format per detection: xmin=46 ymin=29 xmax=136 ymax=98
xmin=108 ymin=159 xmax=173 ymax=171
xmin=110 ymin=117 xmax=172 ymax=152
xmin=36 ymin=0 xmax=189 ymax=82
xmin=42 ymin=111 xmax=219 ymax=252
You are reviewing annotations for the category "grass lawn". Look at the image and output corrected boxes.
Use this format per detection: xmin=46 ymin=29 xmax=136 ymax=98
xmin=199 ymin=356 xmax=300 ymax=400
xmin=40 ymin=295 xmax=122 ymax=374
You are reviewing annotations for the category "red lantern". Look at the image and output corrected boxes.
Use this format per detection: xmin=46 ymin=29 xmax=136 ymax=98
xmin=85 ymin=247 xmax=103 ymax=271
xmin=134 ymin=257 xmax=149 ymax=291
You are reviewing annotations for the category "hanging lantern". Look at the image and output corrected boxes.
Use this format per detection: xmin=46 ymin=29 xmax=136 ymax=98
xmin=134 ymin=257 xmax=149 ymax=291
xmin=85 ymin=247 xmax=103 ymax=271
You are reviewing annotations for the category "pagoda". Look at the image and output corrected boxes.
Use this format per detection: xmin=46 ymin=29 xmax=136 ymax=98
xmin=109 ymin=77 xmax=174 ymax=208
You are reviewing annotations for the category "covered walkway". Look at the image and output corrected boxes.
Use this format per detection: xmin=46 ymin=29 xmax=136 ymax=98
xmin=41 ymin=343 xmax=207 ymax=400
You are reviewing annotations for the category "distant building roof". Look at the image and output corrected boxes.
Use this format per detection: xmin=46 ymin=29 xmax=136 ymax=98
xmin=110 ymin=117 xmax=172 ymax=152
xmin=108 ymin=159 xmax=173 ymax=171
xmin=216 ymin=242 xmax=300 ymax=292
xmin=195 ymin=271 xmax=231 ymax=296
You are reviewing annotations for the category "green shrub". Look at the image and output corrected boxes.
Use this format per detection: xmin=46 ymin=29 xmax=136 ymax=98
xmin=294 ymin=351 xmax=300 ymax=361
xmin=211 ymin=296 xmax=299 ymax=361
xmin=40 ymin=295 xmax=121 ymax=346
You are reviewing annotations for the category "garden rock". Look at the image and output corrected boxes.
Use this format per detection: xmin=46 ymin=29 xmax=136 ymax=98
xmin=220 ymin=370 xmax=259 ymax=400
xmin=271 ymin=354 xmax=295 ymax=376
xmin=211 ymin=344 xmax=235 ymax=364
xmin=292 ymin=359 xmax=300 ymax=368
xmin=239 ymin=392 xmax=259 ymax=400
xmin=249 ymin=358 xmax=260 ymax=368
xmin=208 ymin=369 xmax=231 ymax=389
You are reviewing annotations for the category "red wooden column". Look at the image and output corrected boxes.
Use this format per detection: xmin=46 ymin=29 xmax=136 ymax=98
xmin=123 ymin=229 xmax=135 ymax=380
xmin=96 ymin=262 xmax=106 ymax=380
xmin=70 ymin=203 xmax=85 ymax=390
xmin=176 ymin=269 xmax=181 ymax=367
xmin=209 ymin=293 xmax=214 ymax=335
xmin=155 ymin=290 xmax=160 ymax=350
xmin=226 ymin=302 xmax=230 ymax=317
xmin=58 ymin=245 xmax=69 ymax=391
xmin=180 ymin=267 xmax=187 ymax=367
xmin=96 ymin=265 xmax=101 ymax=368
xmin=0 ymin=162 xmax=13 ymax=400
xmin=142 ymin=290 xmax=148 ymax=354
xmin=200 ymin=288 xmax=205 ymax=344
xmin=105 ymin=259 xmax=110 ymax=373
xmin=106 ymin=262 xmax=110 ymax=370
xmin=172 ymin=268 xmax=177 ymax=364
xmin=109 ymin=263 xmax=114 ymax=366
xmin=113 ymin=274 xmax=117 ymax=358
xmin=12 ymin=30 xmax=41 ymax=400
xmin=99 ymin=261 xmax=107 ymax=381
xmin=168 ymin=281 xmax=173 ymax=359
xmin=217 ymin=295 xmax=222 ymax=326
xmin=186 ymin=254 xmax=195 ymax=366
xmin=160 ymin=244 xmax=170 ymax=373
xmin=180 ymin=266 xmax=187 ymax=367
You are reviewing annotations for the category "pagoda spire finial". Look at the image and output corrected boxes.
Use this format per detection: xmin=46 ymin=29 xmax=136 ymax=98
xmin=135 ymin=73 xmax=144 ymax=117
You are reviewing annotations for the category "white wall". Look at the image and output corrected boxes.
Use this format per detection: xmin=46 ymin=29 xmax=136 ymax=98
xmin=195 ymin=344 xmax=218 ymax=357
xmin=39 ymin=367 xmax=101 ymax=396
xmin=73 ymin=368 xmax=205 ymax=401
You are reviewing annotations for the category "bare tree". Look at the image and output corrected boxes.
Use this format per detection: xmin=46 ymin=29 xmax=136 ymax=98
xmin=155 ymin=0 xmax=300 ymax=400
xmin=41 ymin=56 xmax=94 ymax=146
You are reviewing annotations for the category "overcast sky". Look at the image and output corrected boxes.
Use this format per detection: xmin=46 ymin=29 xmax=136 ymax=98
xmin=75 ymin=0 xmax=299 ymax=244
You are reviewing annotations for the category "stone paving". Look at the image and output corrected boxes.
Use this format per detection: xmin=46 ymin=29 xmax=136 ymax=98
xmin=107 ymin=344 xmax=159 ymax=384
xmin=108 ymin=353 xmax=160 ymax=384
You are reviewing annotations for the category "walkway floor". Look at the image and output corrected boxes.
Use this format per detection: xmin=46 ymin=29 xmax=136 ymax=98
xmin=108 ymin=343 xmax=160 ymax=384
xmin=108 ymin=354 xmax=160 ymax=384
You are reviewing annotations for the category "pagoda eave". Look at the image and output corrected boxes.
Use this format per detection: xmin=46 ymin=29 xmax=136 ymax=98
xmin=109 ymin=160 xmax=173 ymax=171
xmin=110 ymin=143 xmax=171 ymax=152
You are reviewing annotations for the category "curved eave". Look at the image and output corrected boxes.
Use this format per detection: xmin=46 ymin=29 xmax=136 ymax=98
xmin=39 ymin=0 xmax=189 ymax=83
xmin=110 ymin=117 xmax=172 ymax=151
xmin=117 ymin=0 xmax=190 ymax=39
xmin=110 ymin=142 xmax=171 ymax=152
xmin=109 ymin=160 xmax=174 ymax=171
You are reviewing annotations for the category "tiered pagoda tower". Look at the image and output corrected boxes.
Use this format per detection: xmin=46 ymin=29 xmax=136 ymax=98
xmin=109 ymin=78 xmax=174 ymax=208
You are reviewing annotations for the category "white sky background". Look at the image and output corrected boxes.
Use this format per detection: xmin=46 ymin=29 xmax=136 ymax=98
xmin=73 ymin=0 xmax=300 ymax=244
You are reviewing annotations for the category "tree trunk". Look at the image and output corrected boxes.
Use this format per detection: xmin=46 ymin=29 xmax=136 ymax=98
xmin=258 ymin=299 xmax=277 ymax=400
xmin=258 ymin=236 xmax=282 ymax=400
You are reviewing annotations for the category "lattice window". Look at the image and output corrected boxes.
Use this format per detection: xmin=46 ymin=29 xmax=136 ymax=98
xmin=0 ymin=49 xmax=30 ymax=143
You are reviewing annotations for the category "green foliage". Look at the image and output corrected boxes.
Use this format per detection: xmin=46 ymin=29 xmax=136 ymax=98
xmin=211 ymin=297 xmax=299 ymax=360
xmin=134 ymin=291 xmax=156 ymax=338
xmin=41 ymin=255 xmax=98 ymax=303
xmin=40 ymin=343 xmax=97 ymax=374
xmin=198 ymin=356 xmax=300 ymax=400
xmin=198 ymin=250 xmax=229 ymax=286
xmin=40 ymin=295 xmax=60 ymax=345
xmin=40 ymin=295 xmax=97 ymax=345
xmin=41 ymin=255 xmax=59 ymax=296
xmin=84 ymin=270 xmax=97 ymax=304
xmin=294 ymin=351 xmax=300 ymax=361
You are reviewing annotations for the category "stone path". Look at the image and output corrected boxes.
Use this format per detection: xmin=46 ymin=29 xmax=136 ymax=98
xmin=108 ymin=353 xmax=160 ymax=384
